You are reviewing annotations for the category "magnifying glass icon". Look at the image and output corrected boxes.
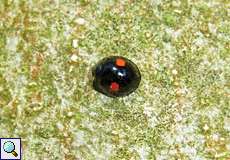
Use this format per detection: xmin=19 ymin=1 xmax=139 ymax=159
xmin=3 ymin=141 xmax=18 ymax=157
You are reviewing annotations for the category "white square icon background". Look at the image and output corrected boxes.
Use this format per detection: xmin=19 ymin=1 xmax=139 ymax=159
xmin=0 ymin=138 xmax=21 ymax=160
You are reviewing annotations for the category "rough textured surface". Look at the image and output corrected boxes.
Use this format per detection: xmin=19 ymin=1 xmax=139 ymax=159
xmin=0 ymin=0 xmax=229 ymax=159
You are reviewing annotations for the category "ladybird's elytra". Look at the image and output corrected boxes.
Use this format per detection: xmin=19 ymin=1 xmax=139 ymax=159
xmin=92 ymin=56 xmax=141 ymax=98
xmin=116 ymin=58 xmax=126 ymax=67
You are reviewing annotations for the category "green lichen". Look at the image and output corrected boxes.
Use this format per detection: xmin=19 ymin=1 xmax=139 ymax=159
xmin=0 ymin=0 xmax=229 ymax=159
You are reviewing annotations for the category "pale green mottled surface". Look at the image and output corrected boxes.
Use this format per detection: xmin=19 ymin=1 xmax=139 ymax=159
xmin=0 ymin=0 xmax=230 ymax=159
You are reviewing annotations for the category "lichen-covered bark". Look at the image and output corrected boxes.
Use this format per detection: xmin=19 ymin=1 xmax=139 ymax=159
xmin=0 ymin=0 xmax=229 ymax=159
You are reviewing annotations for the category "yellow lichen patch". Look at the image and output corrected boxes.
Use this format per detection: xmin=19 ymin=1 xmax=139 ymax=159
xmin=30 ymin=65 xmax=40 ymax=79
xmin=30 ymin=53 xmax=44 ymax=79
xmin=205 ymin=135 xmax=229 ymax=158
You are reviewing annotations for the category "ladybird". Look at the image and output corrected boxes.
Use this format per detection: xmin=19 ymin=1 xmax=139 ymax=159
xmin=92 ymin=56 xmax=141 ymax=98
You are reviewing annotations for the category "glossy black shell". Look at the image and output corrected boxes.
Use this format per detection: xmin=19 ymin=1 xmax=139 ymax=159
xmin=92 ymin=56 xmax=141 ymax=98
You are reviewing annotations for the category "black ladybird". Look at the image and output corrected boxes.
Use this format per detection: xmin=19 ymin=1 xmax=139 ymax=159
xmin=92 ymin=56 xmax=141 ymax=98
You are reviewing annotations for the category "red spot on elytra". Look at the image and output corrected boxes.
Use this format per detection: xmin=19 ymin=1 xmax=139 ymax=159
xmin=110 ymin=82 xmax=119 ymax=91
xmin=116 ymin=58 xmax=126 ymax=67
